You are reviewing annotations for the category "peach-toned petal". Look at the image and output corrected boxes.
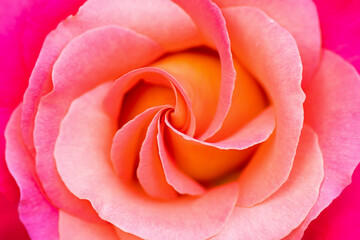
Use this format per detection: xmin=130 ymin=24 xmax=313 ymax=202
xmin=213 ymin=126 xmax=324 ymax=240
xmin=59 ymin=211 xmax=119 ymax=240
xmin=137 ymin=109 xmax=178 ymax=200
xmin=173 ymin=0 xmax=236 ymax=140
xmin=33 ymin=26 xmax=162 ymax=220
xmin=285 ymin=50 xmax=360 ymax=239
xmin=164 ymin=107 xmax=275 ymax=182
xmin=5 ymin=107 xmax=58 ymax=240
xmin=223 ymin=6 xmax=305 ymax=207
xmin=55 ymin=83 xmax=238 ymax=240
xmin=214 ymin=0 xmax=321 ymax=85
xmin=111 ymin=106 xmax=168 ymax=182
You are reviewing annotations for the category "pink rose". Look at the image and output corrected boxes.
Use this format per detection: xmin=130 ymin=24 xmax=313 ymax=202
xmin=1 ymin=0 xmax=359 ymax=239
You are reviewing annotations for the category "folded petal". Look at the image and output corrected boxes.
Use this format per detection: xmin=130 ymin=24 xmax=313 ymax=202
xmin=55 ymin=82 xmax=238 ymax=240
xmin=5 ymin=106 xmax=59 ymax=240
xmin=137 ymin=109 xmax=178 ymax=200
xmin=285 ymin=50 xmax=360 ymax=239
xmin=213 ymin=126 xmax=324 ymax=240
xmin=111 ymin=106 xmax=167 ymax=182
xmin=173 ymin=0 xmax=237 ymax=140
xmin=223 ymin=6 xmax=305 ymax=206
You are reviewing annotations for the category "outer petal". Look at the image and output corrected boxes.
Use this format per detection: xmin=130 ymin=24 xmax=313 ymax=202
xmin=285 ymin=50 xmax=360 ymax=239
xmin=223 ymin=6 xmax=305 ymax=206
xmin=5 ymin=107 xmax=58 ymax=240
xmin=55 ymin=83 xmax=238 ymax=240
xmin=33 ymin=26 xmax=162 ymax=220
xmin=314 ymin=0 xmax=360 ymax=72
xmin=59 ymin=211 xmax=119 ymax=240
xmin=213 ymin=0 xmax=321 ymax=86
xmin=213 ymin=126 xmax=324 ymax=240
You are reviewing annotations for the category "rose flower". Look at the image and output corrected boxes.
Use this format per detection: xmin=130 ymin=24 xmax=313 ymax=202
xmin=1 ymin=0 xmax=360 ymax=239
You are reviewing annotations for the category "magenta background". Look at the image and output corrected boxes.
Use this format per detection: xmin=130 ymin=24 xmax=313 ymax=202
xmin=0 ymin=0 xmax=359 ymax=239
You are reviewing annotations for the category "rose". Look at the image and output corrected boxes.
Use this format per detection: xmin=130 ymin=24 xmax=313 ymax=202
xmin=1 ymin=1 xmax=359 ymax=240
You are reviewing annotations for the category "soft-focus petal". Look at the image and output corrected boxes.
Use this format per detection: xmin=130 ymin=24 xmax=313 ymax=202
xmin=223 ymin=6 xmax=305 ymax=206
xmin=314 ymin=0 xmax=360 ymax=72
xmin=213 ymin=126 xmax=324 ymax=240
xmin=55 ymin=83 xmax=238 ymax=240
xmin=5 ymin=107 xmax=58 ymax=240
xmin=286 ymin=50 xmax=360 ymax=239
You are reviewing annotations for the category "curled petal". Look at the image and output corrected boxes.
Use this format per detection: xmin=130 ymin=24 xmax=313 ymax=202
xmin=137 ymin=109 xmax=178 ymax=200
xmin=173 ymin=0 xmax=237 ymax=140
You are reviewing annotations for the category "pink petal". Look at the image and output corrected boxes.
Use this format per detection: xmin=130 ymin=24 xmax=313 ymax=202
xmin=55 ymin=82 xmax=238 ymax=240
xmin=172 ymin=0 xmax=237 ymax=140
xmin=5 ymin=106 xmax=58 ymax=240
xmin=285 ymin=50 xmax=360 ymax=239
xmin=313 ymin=0 xmax=360 ymax=72
xmin=223 ymin=6 xmax=305 ymax=206
xmin=213 ymin=0 xmax=321 ymax=85
xmin=111 ymin=106 xmax=167 ymax=182
xmin=213 ymin=126 xmax=324 ymax=240
xmin=137 ymin=109 xmax=179 ymax=200
xmin=59 ymin=211 xmax=119 ymax=240
xmin=32 ymin=26 xmax=162 ymax=221
xmin=158 ymin=111 xmax=206 ymax=195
